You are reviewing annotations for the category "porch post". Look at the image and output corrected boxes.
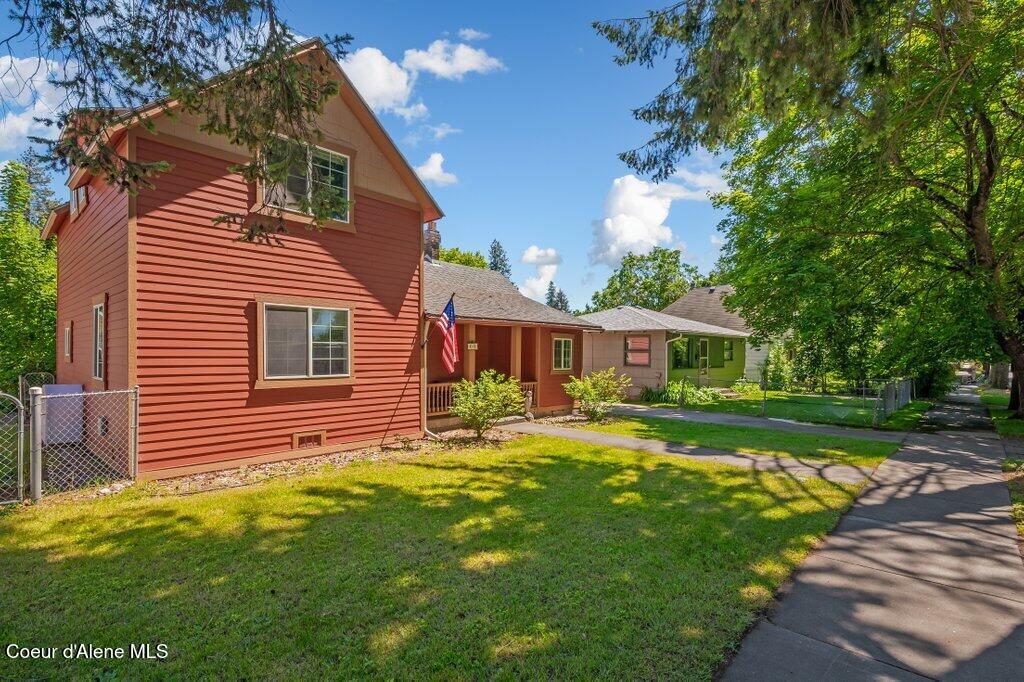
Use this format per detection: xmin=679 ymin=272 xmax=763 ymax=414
xmin=510 ymin=326 xmax=522 ymax=380
xmin=464 ymin=323 xmax=476 ymax=380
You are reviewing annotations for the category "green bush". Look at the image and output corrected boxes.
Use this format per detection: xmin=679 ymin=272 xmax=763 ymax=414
xmin=731 ymin=379 xmax=762 ymax=397
xmin=564 ymin=368 xmax=632 ymax=421
xmin=450 ymin=370 xmax=525 ymax=438
xmin=680 ymin=381 xmax=720 ymax=405
xmin=761 ymin=344 xmax=794 ymax=391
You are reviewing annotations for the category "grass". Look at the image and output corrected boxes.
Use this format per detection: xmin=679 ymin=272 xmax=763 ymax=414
xmin=1004 ymin=458 xmax=1024 ymax=540
xmin=581 ymin=416 xmax=897 ymax=468
xmin=979 ymin=389 xmax=1024 ymax=439
xmin=0 ymin=435 xmax=858 ymax=679
xmin=638 ymin=391 xmax=930 ymax=430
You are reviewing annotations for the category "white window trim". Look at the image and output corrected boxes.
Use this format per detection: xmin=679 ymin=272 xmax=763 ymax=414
xmin=91 ymin=303 xmax=104 ymax=380
xmin=264 ymin=140 xmax=351 ymax=223
xmin=262 ymin=302 xmax=352 ymax=380
xmin=63 ymin=325 xmax=72 ymax=359
xmin=552 ymin=337 xmax=573 ymax=372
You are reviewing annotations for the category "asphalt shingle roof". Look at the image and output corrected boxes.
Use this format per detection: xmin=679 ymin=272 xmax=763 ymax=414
xmin=423 ymin=259 xmax=599 ymax=329
xmin=660 ymin=284 xmax=750 ymax=333
xmin=579 ymin=305 xmax=748 ymax=338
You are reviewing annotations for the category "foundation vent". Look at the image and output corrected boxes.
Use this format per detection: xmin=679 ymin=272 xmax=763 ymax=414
xmin=292 ymin=430 xmax=326 ymax=450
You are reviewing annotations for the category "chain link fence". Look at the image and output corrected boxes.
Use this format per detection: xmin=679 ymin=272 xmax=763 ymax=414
xmin=30 ymin=388 xmax=139 ymax=497
xmin=19 ymin=372 xmax=54 ymax=419
xmin=0 ymin=392 xmax=25 ymax=504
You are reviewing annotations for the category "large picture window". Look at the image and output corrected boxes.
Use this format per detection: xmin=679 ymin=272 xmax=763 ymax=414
xmin=263 ymin=303 xmax=351 ymax=379
xmin=624 ymin=335 xmax=651 ymax=367
xmin=265 ymin=140 xmax=350 ymax=222
xmin=552 ymin=337 xmax=573 ymax=372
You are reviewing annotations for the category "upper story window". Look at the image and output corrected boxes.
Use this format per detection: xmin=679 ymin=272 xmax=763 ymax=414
xmin=263 ymin=303 xmax=351 ymax=379
xmin=265 ymin=140 xmax=350 ymax=222
xmin=552 ymin=337 xmax=573 ymax=372
xmin=624 ymin=335 xmax=651 ymax=367
xmin=69 ymin=184 xmax=88 ymax=219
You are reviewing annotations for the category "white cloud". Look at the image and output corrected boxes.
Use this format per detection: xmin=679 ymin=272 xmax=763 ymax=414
xmin=402 ymin=40 xmax=505 ymax=81
xmin=710 ymin=234 xmax=725 ymax=248
xmin=458 ymin=28 xmax=490 ymax=41
xmin=427 ymin=122 xmax=461 ymax=140
xmin=415 ymin=152 xmax=458 ymax=186
xmin=520 ymin=246 xmax=562 ymax=300
xmin=340 ymin=47 xmax=427 ymax=121
xmin=588 ymin=168 xmax=730 ymax=268
xmin=0 ymin=56 xmax=72 ymax=151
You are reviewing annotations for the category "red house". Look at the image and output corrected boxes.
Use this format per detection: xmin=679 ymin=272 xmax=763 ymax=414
xmin=42 ymin=40 xmax=600 ymax=479
xmin=43 ymin=41 xmax=443 ymax=478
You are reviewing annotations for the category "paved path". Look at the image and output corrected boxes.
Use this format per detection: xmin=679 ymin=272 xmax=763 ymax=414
xmin=724 ymin=387 xmax=1024 ymax=681
xmin=611 ymin=403 xmax=908 ymax=442
xmin=500 ymin=421 xmax=874 ymax=484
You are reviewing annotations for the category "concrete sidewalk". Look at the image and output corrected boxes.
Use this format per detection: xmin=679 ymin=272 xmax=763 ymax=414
xmin=611 ymin=403 xmax=908 ymax=442
xmin=499 ymin=421 xmax=873 ymax=484
xmin=723 ymin=389 xmax=1024 ymax=680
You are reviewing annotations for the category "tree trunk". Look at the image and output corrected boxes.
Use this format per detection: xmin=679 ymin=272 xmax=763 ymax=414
xmin=1010 ymin=371 xmax=1021 ymax=414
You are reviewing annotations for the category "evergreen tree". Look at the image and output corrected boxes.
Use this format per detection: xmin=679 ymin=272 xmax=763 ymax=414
xmin=17 ymin=150 xmax=59 ymax=231
xmin=487 ymin=240 xmax=511 ymax=279
xmin=554 ymin=289 xmax=571 ymax=313
xmin=0 ymin=162 xmax=56 ymax=392
xmin=545 ymin=281 xmax=558 ymax=307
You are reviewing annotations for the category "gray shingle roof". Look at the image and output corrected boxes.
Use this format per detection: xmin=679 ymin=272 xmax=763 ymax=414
xmin=579 ymin=305 xmax=748 ymax=338
xmin=660 ymin=284 xmax=750 ymax=333
xmin=424 ymin=259 xmax=599 ymax=329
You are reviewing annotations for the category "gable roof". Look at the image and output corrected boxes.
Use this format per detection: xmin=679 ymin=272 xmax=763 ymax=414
xmin=661 ymin=285 xmax=750 ymax=333
xmin=49 ymin=38 xmax=441 ymax=238
xmin=579 ymin=305 xmax=748 ymax=338
xmin=424 ymin=260 xmax=599 ymax=330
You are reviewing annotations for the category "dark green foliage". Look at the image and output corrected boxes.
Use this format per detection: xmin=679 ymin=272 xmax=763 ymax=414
xmin=587 ymin=247 xmax=699 ymax=312
xmin=487 ymin=240 xmax=511 ymax=279
xmin=545 ymin=282 xmax=570 ymax=312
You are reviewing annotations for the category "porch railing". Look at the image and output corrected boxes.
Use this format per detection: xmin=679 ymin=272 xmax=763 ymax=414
xmin=427 ymin=381 xmax=538 ymax=417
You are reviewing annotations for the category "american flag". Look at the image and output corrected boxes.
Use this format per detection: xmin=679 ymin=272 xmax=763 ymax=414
xmin=435 ymin=295 xmax=459 ymax=373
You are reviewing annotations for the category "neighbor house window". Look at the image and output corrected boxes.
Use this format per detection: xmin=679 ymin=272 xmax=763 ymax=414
xmin=624 ymin=335 xmax=651 ymax=367
xmin=265 ymin=140 xmax=350 ymax=222
xmin=263 ymin=303 xmax=351 ymax=379
xmin=91 ymin=303 xmax=104 ymax=379
xmin=552 ymin=337 xmax=573 ymax=372
xmin=671 ymin=338 xmax=690 ymax=369
xmin=724 ymin=339 xmax=734 ymax=361
xmin=63 ymin=322 xmax=73 ymax=361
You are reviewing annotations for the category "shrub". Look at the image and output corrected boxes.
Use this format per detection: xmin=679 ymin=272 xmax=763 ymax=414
xmin=731 ymin=379 xmax=762 ymax=397
xmin=563 ymin=368 xmax=632 ymax=421
xmin=679 ymin=381 xmax=720 ymax=405
xmin=761 ymin=343 xmax=794 ymax=391
xmin=450 ymin=370 xmax=525 ymax=438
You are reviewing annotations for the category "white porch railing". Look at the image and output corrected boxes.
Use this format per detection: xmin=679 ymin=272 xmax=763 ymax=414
xmin=427 ymin=381 xmax=538 ymax=417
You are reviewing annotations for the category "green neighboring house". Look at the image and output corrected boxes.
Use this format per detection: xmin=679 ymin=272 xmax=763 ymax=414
xmin=662 ymin=285 xmax=768 ymax=385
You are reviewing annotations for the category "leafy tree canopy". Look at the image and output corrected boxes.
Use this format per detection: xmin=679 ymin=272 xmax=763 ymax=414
xmin=4 ymin=0 xmax=351 ymax=242
xmin=587 ymin=247 xmax=699 ymax=312
xmin=438 ymin=246 xmax=487 ymax=269
xmin=598 ymin=0 xmax=1024 ymax=413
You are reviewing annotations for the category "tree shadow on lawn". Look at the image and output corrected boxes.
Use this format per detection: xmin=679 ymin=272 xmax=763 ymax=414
xmin=0 ymin=437 xmax=857 ymax=679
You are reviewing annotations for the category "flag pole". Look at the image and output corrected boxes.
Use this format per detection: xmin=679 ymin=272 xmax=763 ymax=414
xmin=420 ymin=293 xmax=456 ymax=349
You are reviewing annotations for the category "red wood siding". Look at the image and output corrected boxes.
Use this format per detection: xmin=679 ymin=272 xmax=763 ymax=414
xmin=426 ymin=322 xmax=465 ymax=382
xmin=134 ymin=138 xmax=422 ymax=474
xmin=475 ymin=325 xmax=511 ymax=377
xmin=536 ymin=327 xmax=582 ymax=408
xmin=55 ymin=175 xmax=129 ymax=390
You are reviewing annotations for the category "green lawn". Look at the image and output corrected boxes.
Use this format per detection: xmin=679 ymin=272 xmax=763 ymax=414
xmin=0 ymin=435 xmax=858 ymax=679
xmin=639 ymin=392 xmax=930 ymax=430
xmin=581 ymin=416 xmax=897 ymax=468
xmin=979 ymin=389 xmax=1024 ymax=438
xmin=1004 ymin=458 xmax=1024 ymax=541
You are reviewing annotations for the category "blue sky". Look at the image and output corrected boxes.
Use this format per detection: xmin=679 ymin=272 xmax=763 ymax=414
xmin=0 ymin=1 xmax=728 ymax=310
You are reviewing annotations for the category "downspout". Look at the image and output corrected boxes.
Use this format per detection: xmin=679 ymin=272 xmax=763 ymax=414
xmin=665 ymin=333 xmax=684 ymax=387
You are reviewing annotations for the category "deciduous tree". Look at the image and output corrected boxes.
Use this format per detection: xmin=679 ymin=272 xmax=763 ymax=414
xmin=587 ymin=247 xmax=698 ymax=312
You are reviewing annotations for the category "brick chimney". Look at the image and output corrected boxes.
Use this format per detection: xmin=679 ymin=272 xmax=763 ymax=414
xmin=424 ymin=221 xmax=441 ymax=260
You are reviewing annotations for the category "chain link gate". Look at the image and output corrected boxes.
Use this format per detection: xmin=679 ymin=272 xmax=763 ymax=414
xmin=29 ymin=388 xmax=139 ymax=497
xmin=0 ymin=392 xmax=25 ymax=504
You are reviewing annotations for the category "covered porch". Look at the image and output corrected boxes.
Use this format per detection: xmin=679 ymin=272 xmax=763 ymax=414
xmin=426 ymin=322 xmax=539 ymax=417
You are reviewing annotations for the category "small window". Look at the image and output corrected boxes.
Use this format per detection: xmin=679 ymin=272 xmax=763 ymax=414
xmin=264 ymin=303 xmax=351 ymax=379
xmin=70 ymin=184 xmax=88 ymax=218
xmin=92 ymin=303 xmax=104 ymax=379
xmin=724 ymin=339 xmax=734 ymax=361
xmin=63 ymin=323 xmax=72 ymax=361
xmin=265 ymin=140 xmax=350 ymax=222
xmin=624 ymin=335 xmax=651 ymax=367
xmin=552 ymin=337 xmax=573 ymax=372
xmin=671 ymin=338 xmax=689 ymax=370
